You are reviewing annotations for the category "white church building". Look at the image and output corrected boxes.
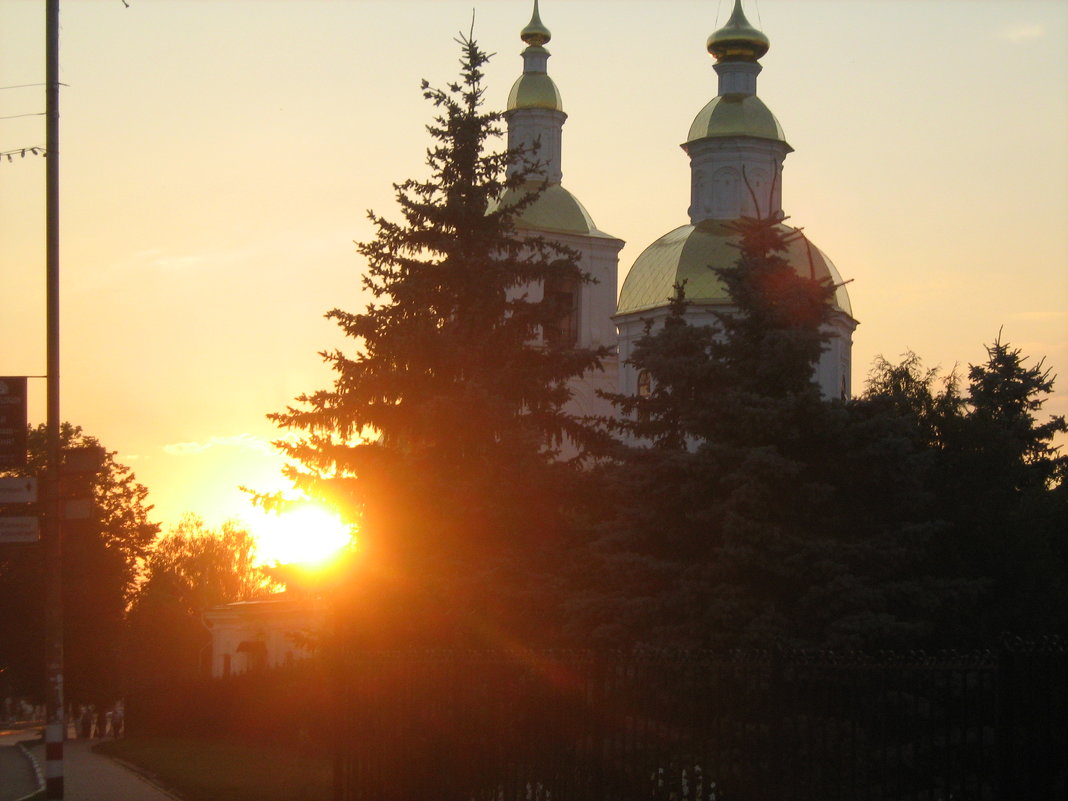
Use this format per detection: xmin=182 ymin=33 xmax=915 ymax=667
xmin=203 ymin=1 xmax=857 ymax=677
xmin=502 ymin=0 xmax=856 ymax=413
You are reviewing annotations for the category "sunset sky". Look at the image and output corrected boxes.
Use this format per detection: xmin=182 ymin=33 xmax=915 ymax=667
xmin=2 ymin=0 xmax=1066 ymax=554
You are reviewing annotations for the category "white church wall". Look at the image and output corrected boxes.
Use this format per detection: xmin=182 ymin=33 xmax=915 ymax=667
xmin=615 ymin=304 xmax=855 ymax=403
xmin=686 ymin=138 xmax=790 ymax=224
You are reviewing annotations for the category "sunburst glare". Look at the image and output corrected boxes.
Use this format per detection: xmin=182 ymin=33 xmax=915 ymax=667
xmin=249 ymin=503 xmax=353 ymax=567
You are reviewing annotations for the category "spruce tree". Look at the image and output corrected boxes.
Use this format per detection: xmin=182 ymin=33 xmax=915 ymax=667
xmin=572 ymin=217 xmax=948 ymax=650
xmin=952 ymin=337 xmax=1066 ymax=638
xmin=270 ymin=36 xmax=603 ymax=645
xmin=965 ymin=334 xmax=1066 ymax=492
xmin=861 ymin=340 xmax=1068 ymax=642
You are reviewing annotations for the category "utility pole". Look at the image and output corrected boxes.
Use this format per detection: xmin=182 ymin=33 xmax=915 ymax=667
xmin=44 ymin=1 xmax=65 ymax=798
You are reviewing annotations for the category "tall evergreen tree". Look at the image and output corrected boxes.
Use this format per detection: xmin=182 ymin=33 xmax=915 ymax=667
xmin=862 ymin=340 xmax=1068 ymax=642
xmin=571 ymin=218 xmax=951 ymax=650
xmin=604 ymin=218 xmax=835 ymax=448
xmin=270 ymin=36 xmax=604 ymax=646
xmin=964 ymin=334 xmax=1066 ymax=492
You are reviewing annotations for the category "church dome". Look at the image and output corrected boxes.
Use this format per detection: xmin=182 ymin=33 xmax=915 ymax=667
xmin=617 ymin=220 xmax=852 ymax=317
xmin=494 ymin=181 xmax=613 ymax=237
xmin=687 ymin=94 xmax=788 ymax=146
xmin=520 ymin=0 xmax=551 ymax=47
xmin=507 ymin=65 xmax=564 ymax=112
xmin=507 ymin=0 xmax=562 ymax=112
xmin=707 ymin=0 xmax=770 ymax=62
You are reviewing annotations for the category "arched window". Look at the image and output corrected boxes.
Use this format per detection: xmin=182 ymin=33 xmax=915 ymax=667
xmin=637 ymin=370 xmax=652 ymax=398
xmin=543 ymin=271 xmax=580 ymax=347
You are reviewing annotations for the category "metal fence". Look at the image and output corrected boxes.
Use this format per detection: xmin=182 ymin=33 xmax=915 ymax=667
xmin=334 ymin=644 xmax=1067 ymax=801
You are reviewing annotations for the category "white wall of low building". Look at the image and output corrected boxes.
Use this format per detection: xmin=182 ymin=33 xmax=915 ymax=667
xmin=203 ymin=598 xmax=325 ymax=678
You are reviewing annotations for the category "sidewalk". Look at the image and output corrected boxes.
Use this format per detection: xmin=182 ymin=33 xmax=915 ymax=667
xmin=19 ymin=737 xmax=181 ymax=801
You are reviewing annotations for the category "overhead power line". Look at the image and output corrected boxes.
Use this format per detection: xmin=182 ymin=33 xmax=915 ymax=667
xmin=1 ymin=147 xmax=47 ymax=163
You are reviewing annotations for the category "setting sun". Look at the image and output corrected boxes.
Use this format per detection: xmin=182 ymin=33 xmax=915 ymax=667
xmin=249 ymin=504 xmax=353 ymax=567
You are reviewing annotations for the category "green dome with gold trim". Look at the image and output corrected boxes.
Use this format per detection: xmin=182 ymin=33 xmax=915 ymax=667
xmin=508 ymin=0 xmax=563 ymax=112
xmin=617 ymin=220 xmax=852 ymax=316
xmin=687 ymin=94 xmax=788 ymax=146
xmin=493 ymin=182 xmax=614 ymax=238
xmin=507 ymin=64 xmax=564 ymax=112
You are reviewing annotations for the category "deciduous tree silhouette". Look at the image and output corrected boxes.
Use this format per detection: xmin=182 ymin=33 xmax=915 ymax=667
xmin=125 ymin=516 xmax=272 ymax=688
xmin=0 ymin=423 xmax=158 ymax=704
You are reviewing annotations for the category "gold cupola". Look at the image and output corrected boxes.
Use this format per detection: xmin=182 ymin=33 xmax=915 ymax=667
xmin=507 ymin=0 xmax=563 ymax=112
xmin=685 ymin=0 xmax=786 ymax=147
xmin=707 ymin=0 xmax=770 ymax=63
xmin=520 ymin=0 xmax=551 ymax=47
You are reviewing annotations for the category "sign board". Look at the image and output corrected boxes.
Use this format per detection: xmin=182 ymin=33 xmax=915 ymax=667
xmin=0 ymin=516 xmax=39 ymax=544
xmin=0 ymin=476 xmax=37 ymax=504
xmin=62 ymin=445 xmax=106 ymax=475
xmin=0 ymin=377 xmax=28 ymax=469
xmin=63 ymin=498 xmax=92 ymax=521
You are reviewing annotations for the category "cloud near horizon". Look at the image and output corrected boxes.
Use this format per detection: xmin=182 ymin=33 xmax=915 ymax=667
xmin=163 ymin=433 xmax=275 ymax=457
xmin=999 ymin=23 xmax=1044 ymax=43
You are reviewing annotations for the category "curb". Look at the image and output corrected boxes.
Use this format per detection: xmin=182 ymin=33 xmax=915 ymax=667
xmin=100 ymin=753 xmax=187 ymax=801
xmin=14 ymin=740 xmax=45 ymax=801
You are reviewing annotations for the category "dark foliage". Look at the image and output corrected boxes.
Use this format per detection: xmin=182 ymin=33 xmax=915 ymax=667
xmin=125 ymin=516 xmax=274 ymax=691
xmin=270 ymin=37 xmax=604 ymax=648
xmin=861 ymin=339 xmax=1068 ymax=643
xmin=0 ymin=423 xmax=158 ymax=704
xmin=574 ymin=217 xmax=938 ymax=650
xmin=567 ymin=218 xmax=1065 ymax=652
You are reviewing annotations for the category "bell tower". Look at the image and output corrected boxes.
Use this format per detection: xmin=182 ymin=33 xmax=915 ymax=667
xmin=500 ymin=1 xmax=625 ymax=421
xmin=615 ymin=0 xmax=857 ymax=401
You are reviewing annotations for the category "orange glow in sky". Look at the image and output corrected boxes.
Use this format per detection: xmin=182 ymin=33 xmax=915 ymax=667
xmin=1 ymin=1 xmax=1065 ymax=536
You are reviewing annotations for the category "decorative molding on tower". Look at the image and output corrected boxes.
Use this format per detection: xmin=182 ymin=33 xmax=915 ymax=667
xmin=506 ymin=0 xmax=566 ymax=184
xmin=683 ymin=0 xmax=790 ymax=224
xmin=615 ymin=1 xmax=856 ymax=402
xmin=499 ymin=2 xmax=624 ymax=433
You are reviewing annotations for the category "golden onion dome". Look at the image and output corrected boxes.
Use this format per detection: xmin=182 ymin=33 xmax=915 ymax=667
xmin=617 ymin=220 xmax=852 ymax=317
xmin=687 ymin=94 xmax=789 ymax=146
xmin=508 ymin=0 xmax=563 ymax=112
xmin=521 ymin=0 xmax=551 ymax=47
xmin=507 ymin=67 xmax=564 ymax=112
xmin=707 ymin=0 xmax=770 ymax=62
xmin=492 ymin=181 xmax=616 ymax=238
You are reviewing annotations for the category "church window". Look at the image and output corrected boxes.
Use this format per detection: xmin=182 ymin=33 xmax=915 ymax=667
xmin=637 ymin=370 xmax=652 ymax=398
xmin=543 ymin=271 xmax=580 ymax=347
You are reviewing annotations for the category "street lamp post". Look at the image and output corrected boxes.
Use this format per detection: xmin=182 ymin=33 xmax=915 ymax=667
xmin=44 ymin=1 xmax=65 ymax=798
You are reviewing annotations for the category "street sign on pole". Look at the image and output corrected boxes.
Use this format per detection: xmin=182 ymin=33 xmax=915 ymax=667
xmin=0 ymin=377 xmax=28 ymax=469
xmin=0 ymin=516 xmax=39 ymax=543
xmin=0 ymin=476 xmax=37 ymax=504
